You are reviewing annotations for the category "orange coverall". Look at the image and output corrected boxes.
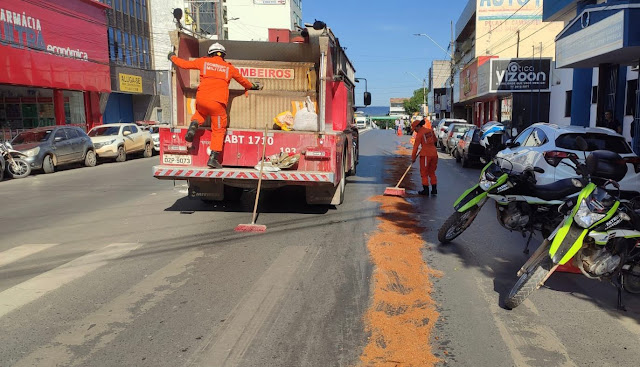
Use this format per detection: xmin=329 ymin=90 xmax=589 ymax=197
xmin=170 ymin=55 xmax=253 ymax=152
xmin=411 ymin=122 xmax=438 ymax=186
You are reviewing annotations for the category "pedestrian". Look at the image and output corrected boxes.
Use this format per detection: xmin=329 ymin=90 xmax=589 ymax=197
xmin=600 ymin=110 xmax=622 ymax=134
xmin=411 ymin=118 xmax=438 ymax=196
xmin=168 ymin=43 xmax=261 ymax=168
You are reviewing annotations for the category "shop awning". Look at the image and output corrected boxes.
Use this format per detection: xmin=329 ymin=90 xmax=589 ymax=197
xmin=556 ymin=2 xmax=640 ymax=68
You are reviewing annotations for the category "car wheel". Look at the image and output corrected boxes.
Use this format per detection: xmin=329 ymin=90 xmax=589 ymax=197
xmin=115 ymin=146 xmax=126 ymax=162
xmin=143 ymin=142 xmax=153 ymax=158
xmin=84 ymin=150 xmax=97 ymax=167
xmin=43 ymin=154 xmax=55 ymax=174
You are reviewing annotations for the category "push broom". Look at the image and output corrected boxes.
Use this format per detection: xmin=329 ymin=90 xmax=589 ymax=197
xmin=235 ymin=124 xmax=269 ymax=233
xmin=383 ymin=149 xmax=420 ymax=197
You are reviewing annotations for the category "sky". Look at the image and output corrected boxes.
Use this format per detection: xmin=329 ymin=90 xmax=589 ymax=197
xmin=303 ymin=0 xmax=469 ymax=107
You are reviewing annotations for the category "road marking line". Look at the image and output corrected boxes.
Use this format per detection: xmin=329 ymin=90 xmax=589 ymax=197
xmin=0 ymin=244 xmax=58 ymax=268
xmin=475 ymin=277 xmax=578 ymax=367
xmin=0 ymin=243 xmax=142 ymax=319
xmin=14 ymin=249 xmax=204 ymax=367
xmin=187 ymin=246 xmax=308 ymax=367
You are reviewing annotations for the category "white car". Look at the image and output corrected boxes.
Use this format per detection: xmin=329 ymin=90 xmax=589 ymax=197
xmin=148 ymin=125 xmax=169 ymax=152
xmin=88 ymin=123 xmax=153 ymax=162
xmin=435 ymin=118 xmax=467 ymax=149
xmin=496 ymin=123 xmax=640 ymax=192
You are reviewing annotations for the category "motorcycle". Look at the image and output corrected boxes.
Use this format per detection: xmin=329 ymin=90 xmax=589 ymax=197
xmin=0 ymin=141 xmax=31 ymax=179
xmin=438 ymin=157 xmax=584 ymax=253
xmin=504 ymin=139 xmax=640 ymax=310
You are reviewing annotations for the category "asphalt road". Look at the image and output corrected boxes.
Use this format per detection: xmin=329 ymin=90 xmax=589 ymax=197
xmin=0 ymin=129 xmax=639 ymax=367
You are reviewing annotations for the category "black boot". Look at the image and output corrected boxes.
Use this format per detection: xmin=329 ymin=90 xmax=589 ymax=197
xmin=207 ymin=151 xmax=222 ymax=169
xmin=418 ymin=185 xmax=429 ymax=196
xmin=431 ymin=184 xmax=438 ymax=196
xmin=185 ymin=121 xmax=199 ymax=143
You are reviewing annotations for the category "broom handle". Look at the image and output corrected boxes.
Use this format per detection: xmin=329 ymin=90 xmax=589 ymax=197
xmin=395 ymin=148 xmax=420 ymax=188
xmin=251 ymin=125 xmax=268 ymax=224
xmin=395 ymin=163 xmax=413 ymax=188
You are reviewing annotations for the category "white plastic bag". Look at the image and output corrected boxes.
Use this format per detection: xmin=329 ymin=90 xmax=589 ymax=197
xmin=293 ymin=96 xmax=318 ymax=131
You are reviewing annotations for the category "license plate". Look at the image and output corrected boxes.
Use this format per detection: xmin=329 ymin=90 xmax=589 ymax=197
xmin=163 ymin=154 xmax=192 ymax=165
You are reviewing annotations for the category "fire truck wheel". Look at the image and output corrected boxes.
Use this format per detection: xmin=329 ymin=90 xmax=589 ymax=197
xmin=331 ymin=152 xmax=346 ymax=205
xmin=347 ymin=145 xmax=357 ymax=176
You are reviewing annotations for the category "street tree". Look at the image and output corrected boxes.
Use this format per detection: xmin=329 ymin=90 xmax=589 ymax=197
xmin=403 ymin=87 xmax=428 ymax=115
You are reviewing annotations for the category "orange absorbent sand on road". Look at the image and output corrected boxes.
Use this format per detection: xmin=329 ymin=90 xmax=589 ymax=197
xmin=359 ymin=145 xmax=442 ymax=367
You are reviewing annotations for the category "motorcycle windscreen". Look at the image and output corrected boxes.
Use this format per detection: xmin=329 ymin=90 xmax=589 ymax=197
xmin=549 ymin=220 xmax=588 ymax=265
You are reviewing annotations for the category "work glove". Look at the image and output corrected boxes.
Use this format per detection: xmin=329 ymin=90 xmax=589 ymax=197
xmin=167 ymin=51 xmax=176 ymax=61
xmin=250 ymin=82 xmax=263 ymax=90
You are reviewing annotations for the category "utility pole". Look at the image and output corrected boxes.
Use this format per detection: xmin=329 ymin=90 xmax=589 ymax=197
xmin=516 ymin=30 xmax=520 ymax=58
xmin=450 ymin=20 xmax=456 ymax=118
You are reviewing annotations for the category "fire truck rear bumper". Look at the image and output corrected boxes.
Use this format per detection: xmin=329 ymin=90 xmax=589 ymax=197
xmin=153 ymin=165 xmax=335 ymax=184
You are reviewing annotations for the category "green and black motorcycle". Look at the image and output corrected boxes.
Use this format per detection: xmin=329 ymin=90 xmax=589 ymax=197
xmin=504 ymin=148 xmax=640 ymax=310
xmin=438 ymin=158 xmax=583 ymax=252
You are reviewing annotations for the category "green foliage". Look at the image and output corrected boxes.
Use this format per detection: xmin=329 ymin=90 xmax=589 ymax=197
xmin=402 ymin=88 xmax=428 ymax=115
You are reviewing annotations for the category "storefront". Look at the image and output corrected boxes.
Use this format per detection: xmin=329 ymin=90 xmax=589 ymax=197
xmin=553 ymin=1 xmax=640 ymax=153
xmin=0 ymin=0 xmax=110 ymax=140
xmin=103 ymin=65 xmax=156 ymax=124
xmin=455 ymin=56 xmax=551 ymax=130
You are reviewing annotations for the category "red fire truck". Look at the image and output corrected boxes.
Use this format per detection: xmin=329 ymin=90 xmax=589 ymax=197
xmin=153 ymin=23 xmax=370 ymax=205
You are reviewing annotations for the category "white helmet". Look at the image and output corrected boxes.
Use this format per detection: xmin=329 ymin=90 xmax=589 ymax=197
xmin=208 ymin=42 xmax=226 ymax=56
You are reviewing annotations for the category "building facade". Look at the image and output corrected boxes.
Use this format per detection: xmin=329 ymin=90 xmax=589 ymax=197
xmin=389 ymin=98 xmax=409 ymax=119
xmin=428 ymin=60 xmax=452 ymax=120
xmin=544 ymin=0 xmax=639 ymax=154
xmin=0 ymin=0 xmax=110 ymax=140
xmin=226 ymin=0 xmax=302 ymax=41
xmin=102 ymin=0 xmax=158 ymax=124
xmin=453 ymin=0 xmax=564 ymax=131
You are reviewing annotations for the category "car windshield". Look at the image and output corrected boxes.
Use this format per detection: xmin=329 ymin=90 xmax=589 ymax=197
xmin=555 ymin=133 xmax=632 ymax=154
xmin=453 ymin=125 xmax=471 ymax=133
xmin=149 ymin=127 xmax=159 ymax=133
xmin=89 ymin=126 xmax=120 ymax=137
xmin=12 ymin=130 xmax=52 ymax=144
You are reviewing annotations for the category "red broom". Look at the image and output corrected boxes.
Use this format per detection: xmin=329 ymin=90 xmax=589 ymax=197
xmin=383 ymin=162 xmax=413 ymax=197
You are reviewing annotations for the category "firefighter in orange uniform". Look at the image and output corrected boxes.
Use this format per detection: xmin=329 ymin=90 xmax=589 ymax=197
xmin=411 ymin=118 xmax=438 ymax=196
xmin=168 ymin=43 xmax=261 ymax=168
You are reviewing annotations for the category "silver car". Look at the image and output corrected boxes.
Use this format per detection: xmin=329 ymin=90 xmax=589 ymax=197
xmin=11 ymin=126 xmax=97 ymax=174
xmin=444 ymin=123 xmax=475 ymax=154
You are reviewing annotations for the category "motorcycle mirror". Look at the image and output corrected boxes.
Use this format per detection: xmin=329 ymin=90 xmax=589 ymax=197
xmin=585 ymin=153 xmax=598 ymax=175
xmin=576 ymin=136 xmax=588 ymax=151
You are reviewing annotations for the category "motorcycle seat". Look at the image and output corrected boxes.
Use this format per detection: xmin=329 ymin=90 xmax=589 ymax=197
xmin=531 ymin=178 xmax=582 ymax=201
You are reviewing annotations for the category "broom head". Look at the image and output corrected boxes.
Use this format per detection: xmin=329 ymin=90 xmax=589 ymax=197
xmin=383 ymin=187 xmax=406 ymax=197
xmin=234 ymin=223 xmax=267 ymax=233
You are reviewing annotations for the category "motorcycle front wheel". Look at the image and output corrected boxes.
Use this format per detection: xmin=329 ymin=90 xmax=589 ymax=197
xmin=437 ymin=205 xmax=481 ymax=244
xmin=504 ymin=257 xmax=553 ymax=309
xmin=7 ymin=158 xmax=31 ymax=178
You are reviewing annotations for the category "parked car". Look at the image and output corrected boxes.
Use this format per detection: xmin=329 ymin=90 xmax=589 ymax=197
xmin=148 ymin=124 xmax=169 ymax=153
xmin=88 ymin=123 xmax=153 ymax=162
xmin=496 ymin=123 xmax=640 ymax=192
xmin=435 ymin=118 xmax=467 ymax=149
xmin=11 ymin=126 xmax=97 ymax=173
xmin=454 ymin=127 xmax=485 ymax=167
xmin=444 ymin=123 xmax=475 ymax=154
